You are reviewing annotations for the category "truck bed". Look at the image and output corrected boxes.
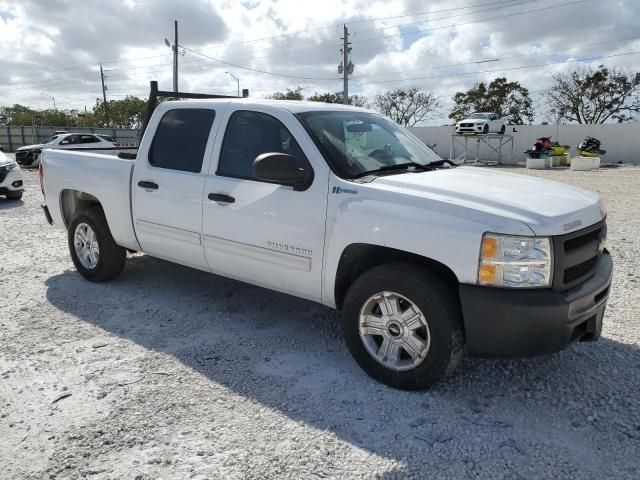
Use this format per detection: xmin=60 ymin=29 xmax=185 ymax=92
xmin=42 ymin=149 xmax=140 ymax=251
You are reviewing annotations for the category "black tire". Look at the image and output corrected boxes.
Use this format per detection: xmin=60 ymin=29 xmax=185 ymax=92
xmin=483 ymin=124 xmax=489 ymax=134
xmin=341 ymin=263 xmax=464 ymax=390
xmin=5 ymin=191 xmax=23 ymax=200
xmin=67 ymin=206 xmax=126 ymax=282
xmin=499 ymin=125 xmax=506 ymax=134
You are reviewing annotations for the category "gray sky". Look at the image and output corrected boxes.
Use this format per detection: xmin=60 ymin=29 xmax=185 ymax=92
xmin=1 ymin=0 xmax=639 ymax=124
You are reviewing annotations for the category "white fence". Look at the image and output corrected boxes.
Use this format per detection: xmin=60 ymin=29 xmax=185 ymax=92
xmin=409 ymin=124 xmax=640 ymax=164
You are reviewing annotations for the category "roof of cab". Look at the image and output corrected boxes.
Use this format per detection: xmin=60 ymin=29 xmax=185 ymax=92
xmin=163 ymin=98 xmax=377 ymax=115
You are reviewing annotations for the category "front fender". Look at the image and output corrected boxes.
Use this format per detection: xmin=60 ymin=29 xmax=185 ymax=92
xmin=321 ymin=184 xmax=533 ymax=307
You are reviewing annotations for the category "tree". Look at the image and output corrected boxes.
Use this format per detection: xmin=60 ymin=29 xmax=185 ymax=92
xmin=269 ymin=87 xmax=304 ymax=101
xmin=372 ymin=87 xmax=439 ymax=126
xmin=0 ymin=96 xmax=147 ymax=128
xmin=88 ymin=96 xmax=147 ymax=129
xmin=0 ymin=104 xmax=77 ymax=126
xmin=544 ymin=65 xmax=640 ymax=124
xmin=307 ymin=92 xmax=368 ymax=107
xmin=449 ymin=77 xmax=533 ymax=124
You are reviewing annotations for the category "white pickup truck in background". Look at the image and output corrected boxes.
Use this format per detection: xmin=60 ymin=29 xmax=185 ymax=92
xmin=40 ymin=94 xmax=612 ymax=390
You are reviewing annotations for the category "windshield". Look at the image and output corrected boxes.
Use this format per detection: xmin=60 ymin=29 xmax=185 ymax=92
xmin=43 ymin=135 xmax=60 ymax=144
xmin=296 ymin=111 xmax=441 ymax=178
xmin=469 ymin=113 xmax=490 ymax=119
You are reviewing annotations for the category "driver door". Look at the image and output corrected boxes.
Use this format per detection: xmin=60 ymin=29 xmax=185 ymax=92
xmin=202 ymin=106 xmax=328 ymax=301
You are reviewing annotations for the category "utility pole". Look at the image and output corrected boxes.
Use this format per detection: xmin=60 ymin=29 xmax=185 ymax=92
xmin=339 ymin=25 xmax=353 ymax=105
xmin=174 ymin=20 xmax=178 ymax=93
xmin=164 ymin=20 xmax=179 ymax=93
xmin=100 ymin=63 xmax=110 ymax=127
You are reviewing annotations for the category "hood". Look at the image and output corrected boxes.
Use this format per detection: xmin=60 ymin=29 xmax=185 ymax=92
xmin=457 ymin=117 xmax=488 ymax=124
xmin=0 ymin=150 xmax=14 ymax=166
xmin=17 ymin=143 xmax=44 ymax=151
xmin=370 ymin=166 xmax=603 ymax=236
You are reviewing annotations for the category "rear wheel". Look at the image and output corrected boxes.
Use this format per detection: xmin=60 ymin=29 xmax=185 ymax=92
xmin=68 ymin=207 xmax=126 ymax=282
xmin=341 ymin=263 xmax=464 ymax=390
xmin=5 ymin=191 xmax=23 ymax=200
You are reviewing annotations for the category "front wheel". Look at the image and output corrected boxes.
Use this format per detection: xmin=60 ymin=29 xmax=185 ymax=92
xmin=341 ymin=263 xmax=464 ymax=390
xmin=68 ymin=207 xmax=126 ymax=282
xmin=499 ymin=125 xmax=506 ymax=134
xmin=483 ymin=124 xmax=489 ymax=134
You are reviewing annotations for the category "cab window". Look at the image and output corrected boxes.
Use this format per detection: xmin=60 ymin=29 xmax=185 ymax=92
xmin=149 ymin=109 xmax=216 ymax=173
xmin=217 ymin=110 xmax=307 ymax=180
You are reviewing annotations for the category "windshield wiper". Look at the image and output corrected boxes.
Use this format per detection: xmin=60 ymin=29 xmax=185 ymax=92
xmin=355 ymin=162 xmax=434 ymax=178
xmin=427 ymin=159 xmax=458 ymax=167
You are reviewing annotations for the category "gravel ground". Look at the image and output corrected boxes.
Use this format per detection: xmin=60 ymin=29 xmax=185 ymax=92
xmin=1 ymin=165 xmax=639 ymax=480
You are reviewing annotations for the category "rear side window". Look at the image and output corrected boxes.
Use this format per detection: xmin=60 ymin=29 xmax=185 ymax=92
xmin=217 ymin=110 xmax=307 ymax=180
xmin=149 ymin=108 xmax=215 ymax=173
xmin=81 ymin=135 xmax=99 ymax=144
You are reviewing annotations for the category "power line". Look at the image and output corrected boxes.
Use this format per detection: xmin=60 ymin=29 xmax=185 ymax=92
xmin=0 ymin=0 xmax=577 ymax=91
xmin=351 ymin=0 xmax=590 ymax=44
xmin=0 ymin=0 xmax=541 ymax=84
xmin=354 ymin=34 xmax=640 ymax=80
xmin=181 ymin=46 xmax=337 ymax=80
xmin=350 ymin=50 xmax=640 ymax=87
xmin=353 ymin=0 xmax=540 ymax=35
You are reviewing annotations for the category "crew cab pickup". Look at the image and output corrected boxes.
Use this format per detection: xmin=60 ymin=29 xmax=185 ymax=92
xmin=40 ymin=98 xmax=612 ymax=390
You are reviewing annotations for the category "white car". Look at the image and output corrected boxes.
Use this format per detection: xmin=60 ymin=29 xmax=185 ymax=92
xmin=455 ymin=112 xmax=507 ymax=135
xmin=40 ymin=99 xmax=611 ymax=390
xmin=15 ymin=133 xmax=119 ymax=168
xmin=0 ymin=148 xmax=24 ymax=200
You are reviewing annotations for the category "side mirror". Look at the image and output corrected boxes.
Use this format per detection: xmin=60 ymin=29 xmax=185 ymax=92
xmin=253 ymin=152 xmax=313 ymax=191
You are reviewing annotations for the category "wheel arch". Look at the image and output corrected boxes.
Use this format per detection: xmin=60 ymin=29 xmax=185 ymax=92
xmin=334 ymin=243 xmax=460 ymax=310
xmin=60 ymin=189 xmax=102 ymax=228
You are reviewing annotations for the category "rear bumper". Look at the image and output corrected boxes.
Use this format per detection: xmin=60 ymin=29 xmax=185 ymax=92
xmin=41 ymin=203 xmax=53 ymax=225
xmin=459 ymin=251 xmax=612 ymax=357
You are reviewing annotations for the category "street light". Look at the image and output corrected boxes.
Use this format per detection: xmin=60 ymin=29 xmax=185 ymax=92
xmin=225 ymin=71 xmax=240 ymax=97
xmin=41 ymin=92 xmax=56 ymax=109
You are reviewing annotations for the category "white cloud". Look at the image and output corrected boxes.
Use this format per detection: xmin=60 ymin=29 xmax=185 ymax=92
xmin=1 ymin=0 xmax=639 ymax=123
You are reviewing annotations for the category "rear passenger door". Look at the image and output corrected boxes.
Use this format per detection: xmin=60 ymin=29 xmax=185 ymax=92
xmin=132 ymin=105 xmax=224 ymax=270
xmin=202 ymin=106 xmax=328 ymax=302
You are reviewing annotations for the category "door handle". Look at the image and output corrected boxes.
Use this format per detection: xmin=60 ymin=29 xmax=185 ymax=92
xmin=208 ymin=193 xmax=235 ymax=204
xmin=138 ymin=181 xmax=158 ymax=190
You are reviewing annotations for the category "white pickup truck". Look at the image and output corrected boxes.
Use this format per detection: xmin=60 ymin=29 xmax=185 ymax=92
xmin=40 ymin=98 xmax=612 ymax=390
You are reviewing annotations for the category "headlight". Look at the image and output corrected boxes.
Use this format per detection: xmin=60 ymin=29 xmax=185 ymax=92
xmin=478 ymin=234 xmax=553 ymax=288
xmin=475 ymin=122 xmax=485 ymax=125
xmin=7 ymin=163 xmax=19 ymax=171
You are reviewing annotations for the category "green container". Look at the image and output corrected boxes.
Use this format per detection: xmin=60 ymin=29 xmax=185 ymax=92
xmin=550 ymin=145 xmax=570 ymax=156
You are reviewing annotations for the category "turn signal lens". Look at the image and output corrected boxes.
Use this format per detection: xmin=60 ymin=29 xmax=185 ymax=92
xmin=481 ymin=236 xmax=498 ymax=260
xmin=478 ymin=264 xmax=497 ymax=284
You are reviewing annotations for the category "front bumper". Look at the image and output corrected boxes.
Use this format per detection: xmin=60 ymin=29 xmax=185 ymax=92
xmin=15 ymin=150 xmax=39 ymax=166
xmin=0 ymin=168 xmax=24 ymax=192
xmin=459 ymin=251 xmax=612 ymax=357
xmin=456 ymin=124 xmax=484 ymax=134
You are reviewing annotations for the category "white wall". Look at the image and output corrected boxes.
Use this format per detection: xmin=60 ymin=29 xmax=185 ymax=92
xmin=409 ymin=124 xmax=640 ymax=164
